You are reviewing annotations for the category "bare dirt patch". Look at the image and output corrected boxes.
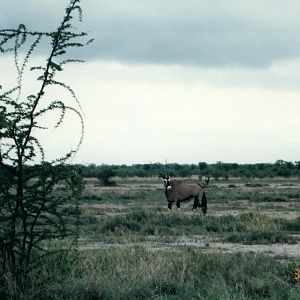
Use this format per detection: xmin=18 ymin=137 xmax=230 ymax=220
xmin=78 ymin=235 xmax=300 ymax=258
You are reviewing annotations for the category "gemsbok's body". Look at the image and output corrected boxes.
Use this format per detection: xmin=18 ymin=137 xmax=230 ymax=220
xmin=163 ymin=176 xmax=207 ymax=214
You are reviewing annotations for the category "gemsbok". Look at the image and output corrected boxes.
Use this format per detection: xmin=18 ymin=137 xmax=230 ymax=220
xmin=161 ymin=174 xmax=207 ymax=215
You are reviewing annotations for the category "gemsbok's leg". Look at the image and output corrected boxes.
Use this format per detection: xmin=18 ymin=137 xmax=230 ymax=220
xmin=193 ymin=197 xmax=199 ymax=210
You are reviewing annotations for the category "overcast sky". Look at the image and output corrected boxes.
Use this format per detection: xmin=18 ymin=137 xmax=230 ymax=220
xmin=1 ymin=0 xmax=300 ymax=165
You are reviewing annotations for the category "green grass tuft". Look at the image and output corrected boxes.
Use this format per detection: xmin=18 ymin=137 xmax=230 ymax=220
xmin=3 ymin=247 xmax=298 ymax=300
xmin=226 ymin=230 xmax=298 ymax=244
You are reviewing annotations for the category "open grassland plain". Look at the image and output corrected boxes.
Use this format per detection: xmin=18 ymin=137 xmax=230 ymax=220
xmin=5 ymin=177 xmax=300 ymax=299
xmin=78 ymin=177 xmax=300 ymax=254
xmin=59 ymin=177 xmax=299 ymax=300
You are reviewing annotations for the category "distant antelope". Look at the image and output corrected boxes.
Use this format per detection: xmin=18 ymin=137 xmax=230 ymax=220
xmin=161 ymin=174 xmax=207 ymax=214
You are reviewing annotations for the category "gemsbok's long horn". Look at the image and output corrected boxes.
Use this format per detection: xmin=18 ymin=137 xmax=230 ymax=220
xmin=148 ymin=160 xmax=166 ymax=179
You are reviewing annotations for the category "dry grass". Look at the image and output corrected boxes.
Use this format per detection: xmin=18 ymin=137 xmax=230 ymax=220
xmin=1 ymin=177 xmax=300 ymax=299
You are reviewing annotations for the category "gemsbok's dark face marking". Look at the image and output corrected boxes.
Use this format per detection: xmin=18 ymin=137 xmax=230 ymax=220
xmin=163 ymin=176 xmax=172 ymax=191
xmin=161 ymin=175 xmax=207 ymax=214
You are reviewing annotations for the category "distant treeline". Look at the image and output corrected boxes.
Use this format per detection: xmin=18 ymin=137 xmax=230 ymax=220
xmin=74 ymin=160 xmax=300 ymax=179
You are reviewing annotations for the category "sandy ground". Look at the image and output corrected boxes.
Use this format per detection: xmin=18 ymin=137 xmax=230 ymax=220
xmin=79 ymin=236 xmax=300 ymax=258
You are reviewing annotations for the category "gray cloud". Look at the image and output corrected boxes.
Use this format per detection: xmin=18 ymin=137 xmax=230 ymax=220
xmin=2 ymin=0 xmax=300 ymax=67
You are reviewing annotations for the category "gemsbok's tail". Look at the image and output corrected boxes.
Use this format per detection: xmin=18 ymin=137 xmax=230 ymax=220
xmin=201 ymin=191 xmax=207 ymax=215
